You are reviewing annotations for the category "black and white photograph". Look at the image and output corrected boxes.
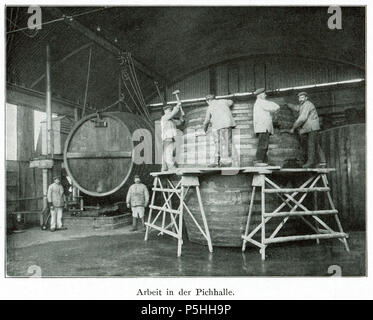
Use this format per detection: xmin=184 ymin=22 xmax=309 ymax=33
xmin=2 ymin=1 xmax=369 ymax=292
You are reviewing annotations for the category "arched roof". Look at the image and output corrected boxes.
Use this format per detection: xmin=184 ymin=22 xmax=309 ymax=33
xmin=6 ymin=6 xmax=365 ymax=109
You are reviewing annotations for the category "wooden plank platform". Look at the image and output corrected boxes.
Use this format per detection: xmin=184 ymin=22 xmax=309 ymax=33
xmin=150 ymin=166 xmax=335 ymax=177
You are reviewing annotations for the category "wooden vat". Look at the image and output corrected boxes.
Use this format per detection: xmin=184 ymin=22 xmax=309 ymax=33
xmin=183 ymin=173 xmax=302 ymax=247
xmin=179 ymin=101 xmax=303 ymax=167
xmin=179 ymin=100 xmax=303 ymax=247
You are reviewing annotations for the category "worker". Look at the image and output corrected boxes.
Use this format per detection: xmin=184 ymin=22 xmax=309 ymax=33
xmin=202 ymin=94 xmax=236 ymax=167
xmin=161 ymin=102 xmax=184 ymax=171
xmin=285 ymin=92 xmax=326 ymax=168
xmin=126 ymin=175 xmax=150 ymax=231
xmin=253 ymin=88 xmax=280 ymax=166
xmin=47 ymin=176 xmax=67 ymax=232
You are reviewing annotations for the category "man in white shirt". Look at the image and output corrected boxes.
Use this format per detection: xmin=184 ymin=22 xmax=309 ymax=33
xmin=161 ymin=103 xmax=184 ymax=171
xmin=253 ymin=88 xmax=280 ymax=166
xmin=203 ymin=94 xmax=236 ymax=167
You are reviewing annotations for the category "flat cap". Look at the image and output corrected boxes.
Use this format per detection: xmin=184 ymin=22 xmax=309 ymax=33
xmin=254 ymin=88 xmax=266 ymax=96
xmin=297 ymin=91 xmax=308 ymax=97
xmin=163 ymin=103 xmax=172 ymax=110
xmin=205 ymin=94 xmax=215 ymax=100
xmin=134 ymin=175 xmax=140 ymax=179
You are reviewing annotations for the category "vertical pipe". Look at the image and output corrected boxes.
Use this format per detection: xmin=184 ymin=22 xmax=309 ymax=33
xmin=43 ymin=44 xmax=52 ymax=211
xmin=74 ymin=107 xmax=80 ymax=122
xmin=46 ymin=44 xmax=53 ymax=157
xmin=42 ymin=168 xmax=48 ymax=210
xmin=72 ymin=107 xmax=80 ymax=205
xmin=80 ymin=194 xmax=84 ymax=211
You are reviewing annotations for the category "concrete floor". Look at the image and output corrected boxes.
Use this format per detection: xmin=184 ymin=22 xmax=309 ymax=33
xmin=6 ymin=226 xmax=366 ymax=277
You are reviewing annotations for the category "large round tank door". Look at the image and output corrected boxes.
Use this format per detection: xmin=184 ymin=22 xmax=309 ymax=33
xmin=64 ymin=112 xmax=157 ymax=200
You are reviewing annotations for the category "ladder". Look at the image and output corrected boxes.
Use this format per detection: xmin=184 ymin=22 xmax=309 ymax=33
xmin=144 ymin=172 xmax=213 ymax=257
xmin=242 ymin=168 xmax=350 ymax=260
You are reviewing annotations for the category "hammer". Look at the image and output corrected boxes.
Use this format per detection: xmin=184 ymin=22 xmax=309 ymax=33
xmin=172 ymin=89 xmax=185 ymax=116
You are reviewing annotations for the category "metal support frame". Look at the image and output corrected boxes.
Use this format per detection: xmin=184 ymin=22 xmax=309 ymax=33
xmin=242 ymin=169 xmax=349 ymax=260
xmin=144 ymin=174 xmax=213 ymax=257
xmin=47 ymin=7 xmax=163 ymax=81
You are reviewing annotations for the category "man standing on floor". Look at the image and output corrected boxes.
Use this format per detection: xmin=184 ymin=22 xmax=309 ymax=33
xmin=126 ymin=175 xmax=150 ymax=231
xmin=203 ymin=94 xmax=236 ymax=167
xmin=161 ymin=102 xmax=184 ymax=171
xmin=286 ymin=92 xmax=326 ymax=168
xmin=253 ymin=88 xmax=280 ymax=166
xmin=47 ymin=176 xmax=67 ymax=232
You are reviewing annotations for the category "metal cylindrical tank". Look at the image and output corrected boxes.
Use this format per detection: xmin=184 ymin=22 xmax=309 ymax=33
xmin=320 ymin=124 xmax=365 ymax=230
xmin=64 ymin=112 xmax=157 ymax=204
xmin=180 ymin=100 xmax=303 ymax=247
xmin=179 ymin=102 xmax=303 ymax=167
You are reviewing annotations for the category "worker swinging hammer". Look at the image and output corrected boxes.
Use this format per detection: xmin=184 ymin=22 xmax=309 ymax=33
xmin=160 ymin=90 xmax=185 ymax=171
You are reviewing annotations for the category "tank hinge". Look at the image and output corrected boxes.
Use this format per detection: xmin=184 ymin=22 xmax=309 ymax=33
xmin=92 ymin=112 xmax=108 ymax=128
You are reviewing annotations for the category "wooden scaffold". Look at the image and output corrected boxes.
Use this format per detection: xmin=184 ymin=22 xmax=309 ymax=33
xmin=242 ymin=167 xmax=350 ymax=260
xmin=144 ymin=170 xmax=213 ymax=257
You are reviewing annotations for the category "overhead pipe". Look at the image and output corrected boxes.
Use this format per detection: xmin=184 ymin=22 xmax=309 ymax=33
xmin=147 ymin=78 xmax=365 ymax=108
xmin=46 ymin=44 xmax=54 ymax=157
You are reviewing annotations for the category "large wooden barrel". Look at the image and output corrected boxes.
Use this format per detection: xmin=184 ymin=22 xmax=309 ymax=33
xmin=64 ymin=112 xmax=158 ymax=204
xmin=183 ymin=173 xmax=302 ymax=247
xmin=180 ymin=99 xmax=303 ymax=247
xmin=320 ymin=124 xmax=365 ymax=230
xmin=178 ymin=101 xmax=303 ymax=167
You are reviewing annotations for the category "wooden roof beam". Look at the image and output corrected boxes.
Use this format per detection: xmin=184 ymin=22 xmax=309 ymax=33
xmin=47 ymin=7 xmax=165 ymax=82
xmin=6 ymin=82 xmax=92 ymax=116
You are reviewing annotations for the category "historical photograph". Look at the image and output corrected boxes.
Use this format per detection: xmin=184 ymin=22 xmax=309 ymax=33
xmin=5 ymin=5 xmax=366 ymax=277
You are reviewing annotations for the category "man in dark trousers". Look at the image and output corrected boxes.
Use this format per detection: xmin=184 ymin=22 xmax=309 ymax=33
xmin=286 ymin=92 xmax=326 ymax=168
xmin=47 ymin=176 xmax=67 ymax=232
xmin=126 ymin=175 xmax=150 ymax=231
xmin=203 ymin=94 xmax=236 ymax=167
xmin=253 ymin=88 xmax=280 ymax=166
